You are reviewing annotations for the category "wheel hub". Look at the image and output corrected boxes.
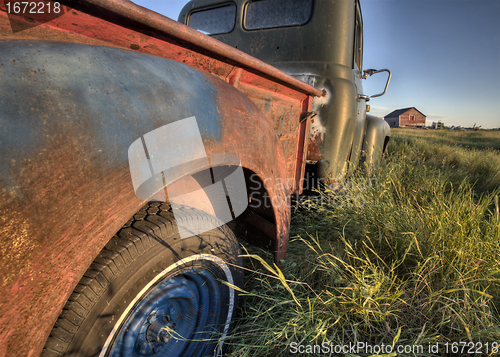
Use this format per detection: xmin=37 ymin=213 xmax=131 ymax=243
xmin=147 ymin=316 xmax=173 ymax=343
xmin=106 ymin=266 xmax=227 ymax=357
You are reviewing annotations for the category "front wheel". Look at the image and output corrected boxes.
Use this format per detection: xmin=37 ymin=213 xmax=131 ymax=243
xmin=42 ymin=202 xmax=243 ymax=357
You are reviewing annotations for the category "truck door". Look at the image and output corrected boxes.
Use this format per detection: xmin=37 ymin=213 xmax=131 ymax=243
xmin=348 ymin=2 xmax=367 ymax=175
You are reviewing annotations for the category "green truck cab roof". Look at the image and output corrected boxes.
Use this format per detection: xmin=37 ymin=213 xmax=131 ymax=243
xmin=179 ymin=0 xmax=361 ymax=70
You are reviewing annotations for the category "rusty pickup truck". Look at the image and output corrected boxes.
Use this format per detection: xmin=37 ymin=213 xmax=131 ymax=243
xmin=0 ymin=0 xmax=391 ymax=356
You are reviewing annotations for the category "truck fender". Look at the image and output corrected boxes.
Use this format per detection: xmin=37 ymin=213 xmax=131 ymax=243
xmin=359 ymin=114 xmax=391 ymax=176
xmin=0 ymin=40 xmax=288 ymax=356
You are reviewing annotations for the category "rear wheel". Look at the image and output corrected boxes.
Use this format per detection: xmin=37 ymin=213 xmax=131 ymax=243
xmin=42 ymin=202 xmax=243 ymax=357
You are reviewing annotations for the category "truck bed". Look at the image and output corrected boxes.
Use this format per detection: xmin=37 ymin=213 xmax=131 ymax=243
xmin=0 ymin=1 xmax=323 ymax=355
xmin=0 ymin=0 xmax=323 ymax=191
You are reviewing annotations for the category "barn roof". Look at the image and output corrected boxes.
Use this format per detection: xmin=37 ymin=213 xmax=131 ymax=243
xmin=384 ymin=107 xmax=426 ymax=118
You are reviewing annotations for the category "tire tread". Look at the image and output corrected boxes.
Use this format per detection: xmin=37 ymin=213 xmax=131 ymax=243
xmin=42 ymin=203 xmax=166 ymax=357
xmin=42 ymin=202 xmax=240 ymax=357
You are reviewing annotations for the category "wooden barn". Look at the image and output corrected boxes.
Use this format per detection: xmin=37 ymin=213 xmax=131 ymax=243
xmin=384 ymin=107 xmax=426 ymax=128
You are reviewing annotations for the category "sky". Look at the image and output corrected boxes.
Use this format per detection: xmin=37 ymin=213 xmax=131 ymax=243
xmin=131 ymin=0 xmax=500 ymax=129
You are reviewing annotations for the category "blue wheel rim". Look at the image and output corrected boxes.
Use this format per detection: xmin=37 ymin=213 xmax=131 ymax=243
xmin=106 ymin=266 xmax=226 ymax=357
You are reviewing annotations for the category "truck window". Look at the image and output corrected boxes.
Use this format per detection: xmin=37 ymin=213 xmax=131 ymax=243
xmin=188 ymin=3 xmax=236 ymax=35
xmin=244 ymin=0 xmax=313 ymax=30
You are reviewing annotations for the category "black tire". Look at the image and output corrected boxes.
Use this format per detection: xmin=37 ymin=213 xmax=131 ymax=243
xmin=42 ymin=202 xmax=243 ymax=357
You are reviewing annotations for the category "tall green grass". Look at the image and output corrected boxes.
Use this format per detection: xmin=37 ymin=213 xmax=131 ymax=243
xmin=227 ymin=130 xmax=500 ymax=356
xmin=390 ymin=129 xmax=500 ymax=195
xmin=392 ymin=129 xmax=500 ymax=152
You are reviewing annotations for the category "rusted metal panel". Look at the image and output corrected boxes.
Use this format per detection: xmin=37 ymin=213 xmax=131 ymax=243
xmin=236 ymin=83 xmax=304 ymax=190
xmin=223 ymin=66 xmax=313 ymax=193
xmin=294 ymin=97 xmax=314 ymax=194
xmin=0 ymin=41 xmax=291 ymax=357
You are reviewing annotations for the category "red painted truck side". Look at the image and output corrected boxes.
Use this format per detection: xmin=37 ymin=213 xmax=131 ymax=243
xmin=0 ymin=0 xmax=323 ymax=355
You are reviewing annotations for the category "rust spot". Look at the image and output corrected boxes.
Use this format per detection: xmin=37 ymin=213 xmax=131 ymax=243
xmin=307 ymin=132 xmax=323 ymax=161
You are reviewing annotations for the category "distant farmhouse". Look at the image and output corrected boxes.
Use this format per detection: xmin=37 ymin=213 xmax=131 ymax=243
xmin=384 ymin=107 xmax=426 ymax=128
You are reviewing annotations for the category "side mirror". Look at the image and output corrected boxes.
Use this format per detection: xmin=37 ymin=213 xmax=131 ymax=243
xmin=362 ymin=69 xmax=392 ymax=98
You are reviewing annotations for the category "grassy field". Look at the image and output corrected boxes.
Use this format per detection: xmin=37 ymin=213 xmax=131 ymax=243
xmin=392 ymin=129 xmax=500 ymax=152
xmin=226 ymin=129 xmax=500 ymax=356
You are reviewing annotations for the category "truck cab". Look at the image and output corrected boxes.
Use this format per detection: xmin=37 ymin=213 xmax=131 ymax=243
xmin=179 ymin=0 xmax=391 ymax=181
